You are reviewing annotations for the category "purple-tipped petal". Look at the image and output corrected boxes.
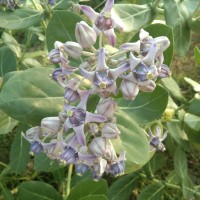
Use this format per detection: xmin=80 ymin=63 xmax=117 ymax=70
xmin=103 ymin=0 xmax=114 ymax=12
xmin=77 ymin=91 xmax=90 ymax=110
xmin=64 ymin=103 xmax=74 ymax=112
xmin=108 ymin=82 xmax=117 ymax=95
xmin=73 ymin=124 xmax=86 ymax=146
xmin=122 ymin=72 xmax=138 ymax=83
xmin=110 ymin=63 xmax=130 ymax=80
xmin=130 ymin=52 xmax=141 ymax=70
xmin=85 ymin=112 xmax=107 ymax=123
xmin=79 ymin=67 xmax=95 ymax=83
xmin=81 ymin=5 xmax=99 ymax=23
xmin=143 ymin=43 xmax=158 ymax=66
xmin=120 ymin=41 xmax=140 ymax=53
xmin=104 ymin=28 xmax=116 ymax=47
xmin=63 ymin=118 xmax=73 ymax=132
xmin=78 ymin=152 xmax=97 ymax=166
xmin=161 ymin=131 xmax=168 ymax=141
xmin=96 ymin=48 xmax=109 ymax=71
xmin=154 ymin=36 xmax=170 ymax=55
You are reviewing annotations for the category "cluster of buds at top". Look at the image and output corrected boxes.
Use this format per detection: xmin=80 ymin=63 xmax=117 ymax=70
xmin=24 ymin=0 xmax=170 ymax=180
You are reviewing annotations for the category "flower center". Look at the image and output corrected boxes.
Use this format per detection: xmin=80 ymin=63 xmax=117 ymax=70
xmin=103 ymin=11 xmax=111 ymax=19
xmin=99 ymin=81 xmax=107 ymax=89
xmin=67 ymin=110 xmax=74 ymax=117
xmin=68 ymin=108 xmax=86 ymax=127
xmin=95 ymin=14 xmax=113 ymax=31
xmin=146 ymin=72 xmax=154 ymax=80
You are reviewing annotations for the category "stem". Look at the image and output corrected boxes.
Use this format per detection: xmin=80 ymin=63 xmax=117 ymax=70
xmin=82 ymin=51 xmax=95 ymax=57
xmin=109 ymin=50 xmax=126 ymax=59
xmin=0 ymin=162 xmax=8 ymax=168
xmin=65 ymin=164 xmax=73 ymax=199
xmin=156 ymin=7 xmax=164 ymax=15
xmin=152 ymin=0 xmax=160 ymax=8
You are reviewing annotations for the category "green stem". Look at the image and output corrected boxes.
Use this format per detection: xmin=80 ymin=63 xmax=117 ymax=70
xmin=65 ymin=164 xmax=73 ymax=199
xmin=0 ymin=162 xmax=8 ymax=168
xmin=152 ymin=0 xmax=160 ymax=8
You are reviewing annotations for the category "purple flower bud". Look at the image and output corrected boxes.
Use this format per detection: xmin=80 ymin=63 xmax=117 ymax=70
xmin=75 ymin=163 xmax=89 ymax=176
xmin=48 ymin=0 xmax=55 ymax=5
xmin=101 ymin=123 xmax=120 ymax=139
xmin=139 ymin=81 xmax=156 ymax=92
xmin=48 ymin=49 xmax=61 ymax=64
xmin=64 ymin=88 xmax=80 ymax=104
xmin=96 ymin=98 xmax=117 ymax=118
xmin=60 ymin=147 xmax=78 ymax=164
xmin=41 ymin=117 xmax=62 ymax=133
xmin=25 ymin=126 xmax=40 ymax=140
xmin=109 ymin=160 xmax=125 ymax=177
xmin=30 ymin=141 xmax=43 ymax=156
xmin=75 ymin=21 xmax=97 ymax=48
xmin=63 ymin=41 xmax=83 ymax=59
xmin=88 ymin=123 xmax=99 ymax=135
xmin=158 ymin=64 xmax=171 ymax=78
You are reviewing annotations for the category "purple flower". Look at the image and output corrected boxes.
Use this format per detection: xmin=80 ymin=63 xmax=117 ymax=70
xmin=80 ymin=48 xmax=129 ymax=97
xmin=75 ymin=163 xmax=90 ymax=176
xmin=80 ymin=0 xmax=123 ymax=46
xmin=29 ymin=141 xmax=43 ymax=155
xmin=60 ymin=92 xmax=107 ymax=146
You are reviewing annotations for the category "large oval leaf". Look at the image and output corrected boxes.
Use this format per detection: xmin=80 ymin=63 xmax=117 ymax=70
xmin=0 ymin=67 xmax=64 ymax=125
xmin=112 ymin=4 xmax=156 ymax=33
xmin=46 ymin=11 xmax=83 ymax=67
xmin=116 ymin=85 xmax=168 ymax=124
xmin=17 ymin=181 xmax=62 ymax=200
xmin=0 ymin=46 xmax=17 ymax=77
xmin=0 ymin=9 xmax=43 ymax=30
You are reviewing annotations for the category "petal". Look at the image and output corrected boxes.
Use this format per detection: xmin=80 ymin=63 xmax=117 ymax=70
xmin=108 ymin=82 xmax=117 ymax=95
xmin=121 ymin=72 xmax=137 ymax=83
xmin=78 ymin=151 xmax=97 ymax=166
xmin=64 ymin=103 xmax=74 ymax=112
xmin=154 ymin=36 xmax=170 ymax=55
xmin=130 ymin=52 xmax=141 ymax=70
xmin=77 ymin=91 xmax=90 ymax=110
xmin=63 ymin=118 xmax=72 ymax=132
xmin=156 ymin=53 xmax=164 ymax=70
xmin=73 ymin=124 xmax=86 ymax=146
xmin=96 ymin=48 xmax=109 ymax=71
xmin=161 ymin=131 xmax=168 ymax=141
xmin=85 ymin=111 xmax=107 ymax=123
xmin=79 ymin=67 xmax=95 ymax=83
xmin=103 ymin=0 xmax=114 ymax=12
xmin=110 ymin=63 xmax=130 ymax=80
xmin=139 ymin=29 xmax=149 ymax=40
xmin=104 ymin=28 xmax=116 ymax=47
xmin=112 ymin=17 xmax=124 ymax=32
xmin=80 ymin=5 xmax=99 ymax=23
xmin=142 ymin=43 xmax=158 ymax=66
xmin=148 ymin=128 xmax=154 ymax=139
xmin=120 ymin=41 xmax=140 ymax=53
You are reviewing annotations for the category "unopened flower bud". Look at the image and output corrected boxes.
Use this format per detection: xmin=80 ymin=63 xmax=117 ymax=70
xmin=102 ymin=123 xmax=120 ymax=139
xmin=48 ymin=49 xmax=61 ymax=64
xmin=41 ymin=117 xmax=62 ymax=133
xmin=89 ymin=137 xmax=116 ymax=160
xmin=96 ymin=98 xmax=117 ymax=118
xmin=64 ymin=41 xmax=83 ymax=59
xmin=75 ymin=21 xmax=97 ymax=48
xmin=26 ymin=126 xmax=40 ymax=140
xmin=64 ymin=88 xmax=80 ymax=104
xmin=54 ymin=41 xmax=64 ymax=49
xmin=139 ymin=81 xmax=156 ymax=92
xmin=120 ymin=80 xmax=139 ymax=100
xmin=88 ymin=123 xmax=99 ymax=135
xmin=158 ymin=64 xmax=171 ymax=78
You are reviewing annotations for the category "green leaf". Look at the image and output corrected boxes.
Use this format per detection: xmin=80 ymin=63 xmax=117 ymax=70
xmin=163 ymin=0 xmax=190 ymax=56
xmin=130 ymin=24 xmax=174 ymax=67
xmin=0 ymin=110 xmax=18 ymax=135
xmin=188 ymin=3 xmax=200 ymax=33
xmin=1 ymin=32 xmax=21 ymax=58
xmin=67 ymin=180 xmax=108 ymax=200
xmin=0 ymin=67 xmax=64 ymax=125
xmin=184 ymin=77 xmax=200 ymax=92
xmin=182 ymin=0 xmax=200 ymax=15
xmin=71 ymin=172 xmax=91 ymax=188
xmin=188 ymin=98 xmax=200 ymax=117
xmin=137 ymin=182 xmax=165 ymax=200
xmin=53 ymin=0 xmax=79 ymax=10
xmin=149 ymin=154 xmax=167 ymax=174
xmin=161 ymin=77 xmax=187 ymax=103
xmin=109 ymin=173 xmax=138 ymax=200
xmin=17 ymin=181 xmax=62 ymax=200
xmin=184 ymin=113 xmax=200 ymax=132
xmin=9 ymin=124 xmax=31 ymax=174
xmin=46 ymin=11 xmax=83 ymax=67
xmin=194 ymin=46 xmax=200 ymax=66
xmin=174 ymin=146 xmax=188 ymax=180
xmin=34 ymin=152 xmax=64 ymax=172
xmin=1 ymin=188 xmax=14 ymax=200
xmin=116 ymin=85 xmax=168 ymax=124
xmin=79 ymin=195 xmax=108 ymax=200
xmin=0 ymin=9 xmax=43 ymax=30
xmin=112 ymin=4 xmax=156 ymax=33
xmin=0 ymin=46 xmax=17 ymax=77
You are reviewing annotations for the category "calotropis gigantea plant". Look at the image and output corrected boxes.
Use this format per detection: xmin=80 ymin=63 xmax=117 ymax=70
xmin=24 ymin=0 xmax=171 ymax=181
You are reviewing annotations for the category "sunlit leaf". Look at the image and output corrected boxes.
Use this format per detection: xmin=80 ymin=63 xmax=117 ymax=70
xmin=184 ymin=77 xmax=200 ymax=92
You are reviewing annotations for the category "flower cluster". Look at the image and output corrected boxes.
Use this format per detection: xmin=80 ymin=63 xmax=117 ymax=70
xmin=24 ymin=0 xmax=170 ymax=180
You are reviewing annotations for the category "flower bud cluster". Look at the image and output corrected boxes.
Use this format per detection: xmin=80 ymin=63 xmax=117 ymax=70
xmin=24 ymin=0 xmax=170 ymax=180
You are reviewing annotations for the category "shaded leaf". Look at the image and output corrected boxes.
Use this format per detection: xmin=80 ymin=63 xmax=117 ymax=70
xmin=0 ymin=110 xmax=18 ymax=135
xmin=0 ymin=46 xmax=17 ymax=77
xmin=163 ymin=0 xmax=190 ymax=56
xmin=109 ymin=173 xmax=138 ymax=200
xmin=80 ymin=195 xmax=108 ymax=200
xmin=194 ymin=46 xmax=200 ymax=66
xmin=1 ymin=188 xmax=14 ymax=200
xmin=17 ymin=181 xmax=62 ymax=200
xmin=53 ymin=0 xmax=79 ymax=10
xmin=34 ymin=152 xmax=64 ymax=172
xmin=71 ymin=172 xmax=91 ymax=188
xmin=9 ymin=124 xmax=31 ymax=174
xmin=137 ymin=182 xmax=165 ymax=200
xmin=67 ymin=180 xmax=108 ymax=200
xmin=116 ymin=85 xmax=168 ymax=124
xmin=0 ymin=67 xmax=64 ymax=125
xmin=0 ymin=9 xmax=43 ymax=30
xmin=112 ymin=4 xmax=156 ymax=33
xmin=188 ymin=98 xmax=200 ymax=117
